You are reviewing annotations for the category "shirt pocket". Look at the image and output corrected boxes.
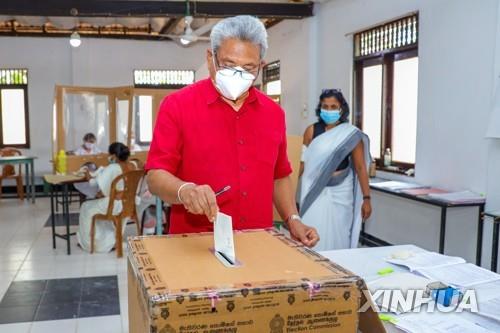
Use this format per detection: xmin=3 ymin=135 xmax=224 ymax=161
xmin=254 ymin=129 xmax=281 ymax=167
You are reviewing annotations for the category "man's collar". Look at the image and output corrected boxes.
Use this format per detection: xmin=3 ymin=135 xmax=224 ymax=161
xmin=205 ymin=78 xmax=259 ymax=106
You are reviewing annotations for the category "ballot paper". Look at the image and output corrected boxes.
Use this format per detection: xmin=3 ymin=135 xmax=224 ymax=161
xmin=213 ymin=212 xmax=236 ymax=267
xmin=395 ymin=312 xmax=497 ymax=333
xmin=416 ymin=263 xmax=500 ymax=288
xmin=386 ymin=252 xmax=466 ymax=272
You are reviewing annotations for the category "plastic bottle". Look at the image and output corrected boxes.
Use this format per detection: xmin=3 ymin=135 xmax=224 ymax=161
xmin=384 ymin=148 xmax=392 ymax=167
xmin=56 ymin=150 xmax=67 ymax=175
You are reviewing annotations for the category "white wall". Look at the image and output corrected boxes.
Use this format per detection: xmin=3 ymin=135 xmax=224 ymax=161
xmin=0 ymin=37 xmax=207 ymax=177
xmin=416 ymin=0 xmax=497 ymax=193
xmin=195 ymin=54 xmax=209 ymax=81
xmin=265 ymin=18 xmax=317 ymax=136
xmin=486 ymin=1 xmax=500 ymax=213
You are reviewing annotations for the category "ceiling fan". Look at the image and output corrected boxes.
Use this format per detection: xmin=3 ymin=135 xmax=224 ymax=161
xmin=158 ymin=0 xmax=211 ymax=46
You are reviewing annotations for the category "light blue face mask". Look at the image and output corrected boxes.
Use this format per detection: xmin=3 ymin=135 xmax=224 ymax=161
xmin=320 ymin=109 xmax=341 ymax=125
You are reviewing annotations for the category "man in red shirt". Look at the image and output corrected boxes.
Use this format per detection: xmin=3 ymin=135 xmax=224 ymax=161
xmin=146 ymin=15 xmax=318 ymax=247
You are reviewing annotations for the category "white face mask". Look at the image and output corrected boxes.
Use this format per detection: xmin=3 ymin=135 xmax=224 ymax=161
xmin=214 ymin=67 xmax=255 ymax=101
xmin=84 ymin=142 xmax=94 ymax=150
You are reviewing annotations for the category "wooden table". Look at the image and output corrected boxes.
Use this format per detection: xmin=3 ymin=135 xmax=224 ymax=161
xmin=0 ymin=156 xmax=36 ymax=203
xmin=44 ymin=174 xmax=86 ymax=255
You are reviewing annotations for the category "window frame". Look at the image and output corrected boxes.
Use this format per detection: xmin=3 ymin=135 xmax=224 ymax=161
xmin=262 ymin=60 xmax=281 ymax=104
xmin=133 ymin=69 xmax=194 ymax=89
xmin=354 ymin=47 xmax=418 ymax=173
xmin=0 ymin=84 xmax=30 ymax=149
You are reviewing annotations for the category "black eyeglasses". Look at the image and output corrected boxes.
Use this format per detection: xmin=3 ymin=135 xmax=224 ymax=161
xmin=213 ymin=51 xmax=260 ymax=80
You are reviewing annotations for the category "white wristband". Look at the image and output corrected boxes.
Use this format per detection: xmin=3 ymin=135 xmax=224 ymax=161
xmin=177 ymin=182 xmax=195 ymax=204
xmin=286 ymin=214 xmax=302 ymax=228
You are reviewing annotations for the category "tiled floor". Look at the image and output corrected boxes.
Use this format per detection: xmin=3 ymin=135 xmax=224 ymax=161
xmin=0 ymin=197 xmax=134 ymax=333
xmin=0 ymin=276 xmax=120 ymax=324
xmin=43 ymin=213 xmax=79 ymax=227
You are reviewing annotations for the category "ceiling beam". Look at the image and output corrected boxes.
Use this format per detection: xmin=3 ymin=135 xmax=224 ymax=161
xmin=264 ymin=18 xmax=284 ymax=29
xmin=0 ymin=1 xmax=314 ymax=18
xmin=159 ymin=17 xmax=182 ymax=35
xmin=0 ymin=31 xmax=175 ymax=41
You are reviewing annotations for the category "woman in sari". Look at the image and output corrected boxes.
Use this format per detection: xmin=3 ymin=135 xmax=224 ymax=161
xmin=76 ymin=142 xmax=130 ymax=253
xmin=299 ymin=89 xmax=371 ymax=251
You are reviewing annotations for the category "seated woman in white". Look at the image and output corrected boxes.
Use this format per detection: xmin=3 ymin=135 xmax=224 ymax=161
xmin=76 ymin=142 xmax=130 ymax=253
xmin=74 ymin=133 xmax=103 ymax=199
xmin=75 ymin=132 xmax=102 ymax=155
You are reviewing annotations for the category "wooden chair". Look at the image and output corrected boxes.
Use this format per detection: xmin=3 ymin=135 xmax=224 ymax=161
xmin=90 ymin=169 xmax=144 ymax=257
xmin=0 ymin=148 xmax=24 ymax=200
xmin=128 ymin=158 xmax=143 ymax=170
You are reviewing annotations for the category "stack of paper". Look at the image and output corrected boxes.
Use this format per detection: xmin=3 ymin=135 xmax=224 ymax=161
xmin=368 ymin=273 xmax=433 ymax=314
xmin=371 ymin=181 xmax=425 ymax=191
xmin=386 ymin=252 xmax=500 ymax=288
xmin=386 ymin=252 xmax=466 ymax=272
xmin=401 ymin=188 xmax=448 ymax=196
xmin=416 ymin=263 xmax=500 ymax=288
xmin=395 ymin=312 xmax=497 ymax=333
xmin=427 ymin=191 xmax=485 ymax=204
xmin=479 ymin=297 xmax=500 ymax=322
xmin=474 ymin=280 xmax=500 ymax=322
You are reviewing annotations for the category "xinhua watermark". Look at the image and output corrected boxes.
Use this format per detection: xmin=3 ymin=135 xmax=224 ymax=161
xmin=359 ymin=289 xmax=478 ymax=313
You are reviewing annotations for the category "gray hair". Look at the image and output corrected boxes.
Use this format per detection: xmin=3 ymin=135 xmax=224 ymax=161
xmin=210 ymin=15 xmax=268 ymax=59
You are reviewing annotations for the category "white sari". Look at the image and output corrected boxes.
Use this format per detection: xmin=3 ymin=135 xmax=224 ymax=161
xmin=76 ymin=163 xmax=125 ymax=253
xmin=300 ymin=123 xmax=370 ymax=251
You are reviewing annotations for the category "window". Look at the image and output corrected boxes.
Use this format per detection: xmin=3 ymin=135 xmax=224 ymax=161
xmin=262 ymin=61 xmax=281 ymax=104
xmin=354 ymin=14 xmax=418 ymax=172
xmin=133 ymin=70 xmax=194 ymax=89
xmin=0 ymin=69 xmax=30 ymax=148
xmin=134 ymin=95 xmax=153 ymax=145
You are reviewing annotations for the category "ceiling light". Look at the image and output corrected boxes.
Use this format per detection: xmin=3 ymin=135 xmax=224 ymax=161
xmin=70 ymin=31 xmax=81 ymax=47
xmin=180 ymin=37 xmax=191 ymax=45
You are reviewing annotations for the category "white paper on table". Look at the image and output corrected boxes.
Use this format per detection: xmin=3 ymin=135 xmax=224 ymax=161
xmin=416 ymin=263 xmax=500 ymax=288
xmin=474 ymin=280 xmax=500 ymax=301
xmin=395 ymin=312 xmax=496 ymax=333
xmin=370 ymin=181 xmax=424 ymax=191
xmin=427 ymin=191 xmax=485 ymax=203
xmin=477 ymin=296 xmax=500 ymax=322
xmin=214 ymin=212 xmax=236 ymax=267
xmin=368 ymin=272 xmax=433 ymax=314
xmin=472 ymin=280 xmax=500 ymax=322
xmin=386 ymin=252 xmax=466 ymax=272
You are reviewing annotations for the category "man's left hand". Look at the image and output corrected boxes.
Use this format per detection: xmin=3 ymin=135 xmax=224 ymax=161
xmin=288 ymin=220 xmax=319 ymax=248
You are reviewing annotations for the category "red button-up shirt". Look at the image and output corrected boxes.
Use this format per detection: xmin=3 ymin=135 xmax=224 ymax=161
xmin=145 ymin=78 xmax=292 ymax=234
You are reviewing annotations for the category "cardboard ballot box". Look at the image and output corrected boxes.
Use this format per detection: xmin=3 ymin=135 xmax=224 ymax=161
xmin=128 ymin=230 xmax=385 ymax=333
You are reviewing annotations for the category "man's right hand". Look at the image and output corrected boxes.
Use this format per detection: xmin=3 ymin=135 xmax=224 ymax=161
xmin=179 ymin=184 xmax=219 ymax=222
